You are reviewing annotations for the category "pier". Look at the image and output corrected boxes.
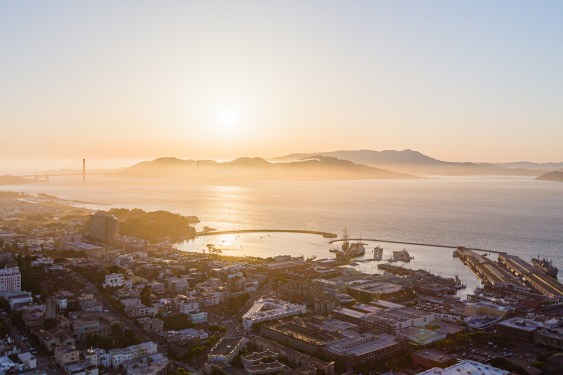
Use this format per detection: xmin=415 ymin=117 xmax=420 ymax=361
xmin=329 ymin=237 xmax=506 ymax=254
xmin=499 ymin=254 xmax=563 ymax=300
xmin=195 ymin=229 xmax=338 ymax=239
xmin=455 ymin=248 xmax=525 ymax=292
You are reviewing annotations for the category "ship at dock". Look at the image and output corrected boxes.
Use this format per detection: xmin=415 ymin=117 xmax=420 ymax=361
xmin=532 ymin=257 xmax=558 ymax=279
xmin=373 ymin=246 xmax=383 ymax=261
xmin=388 ymin=248 xmax=413 ymax=263
xmin=335 ymin=242 xmax=366 ymax=259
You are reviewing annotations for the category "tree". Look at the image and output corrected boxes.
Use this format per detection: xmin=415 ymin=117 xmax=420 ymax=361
xmin=174 ymin=368 xmax=190 ymax=375
xmin=43 ymin=318 xmax=58 ymax=330
xmin=163 ymin=313 xmax=193 ymax=331
xmin=191 ymin=346 xmax=205 ymax=357
xmin=140 ymin=285 xmax=152 ymax=306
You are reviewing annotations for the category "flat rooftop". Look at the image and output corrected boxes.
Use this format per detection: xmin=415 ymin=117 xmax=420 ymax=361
xmin=399 ymin=327 xmax=445 ymax=343
xmin=348 ymin=281 xmax=403 ymax=295
xmin=498 ymin=317 xmax=543 ymax=332
xmin=413 ymin=349 xmax=455 ymax=363
xmin=418 ymin=360 xmax=509 ymax=375
xmin=332 ymin=307 xmax=367 ymax=319
xmin=325 ymin=333 xmax=398 ymax=357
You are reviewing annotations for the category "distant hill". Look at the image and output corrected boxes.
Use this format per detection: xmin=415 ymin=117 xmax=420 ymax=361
xmin=118 ymin=156 xmax=413 ymax=180
xmin=274 ymin=149 xmax=548 ymax=176
xmin=536 ymin=170 xmax=563 ymax=182
xmin=493 ymin=161 xmax=563 ymax=171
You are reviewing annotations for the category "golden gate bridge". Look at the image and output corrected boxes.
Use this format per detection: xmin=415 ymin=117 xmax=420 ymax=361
xmin=19 ymin=159 xmax=108 ymax=183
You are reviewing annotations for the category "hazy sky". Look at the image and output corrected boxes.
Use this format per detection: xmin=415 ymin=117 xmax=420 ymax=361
xmin=2 ymin=1 xmax=563 ymax=170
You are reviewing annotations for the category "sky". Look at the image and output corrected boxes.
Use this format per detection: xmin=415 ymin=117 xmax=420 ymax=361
xmin=1 ymin=1 xmax=563 ymax=172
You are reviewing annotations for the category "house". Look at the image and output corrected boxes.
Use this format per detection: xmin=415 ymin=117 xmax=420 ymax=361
xmin=55 ymin=347 xmax=80 ymax=367
xmin=17 ymin=352 xmax=37 ymax=371
xmin=103 ymin=273 xmax=125 ymax=288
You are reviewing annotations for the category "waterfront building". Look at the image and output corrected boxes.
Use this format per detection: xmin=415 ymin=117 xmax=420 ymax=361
xmin=243 ymin=297 xmax=306 ymax=331
xmin=0 ymin=267 xmax=21 ymax=294
xmin=499 ymin=254 xmax=563 ymax=300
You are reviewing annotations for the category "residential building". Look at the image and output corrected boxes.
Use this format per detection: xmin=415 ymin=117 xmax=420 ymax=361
xmin=188 ymin=311 xmax=208 ymax=324
xmin=110 ymin=348 xmax=134 ymax=369
xmin=54 ymin=347 xmax=80 ymax=367
xmin=177 ymin=299 xmax=199 ymax=314
xmin=89 ymin=211 xmax=119 ymax=244
xmin=17 ymin=352 xmax=37 ymax=371
xmin=0 ymin=267 xmax=21 ymax=294
xmin=103 ymin=273 xmax=125 ymax=288
xmin=126 ymin=353 xmax=169 ymax=375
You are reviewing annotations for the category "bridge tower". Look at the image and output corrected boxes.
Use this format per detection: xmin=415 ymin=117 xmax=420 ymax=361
xmin=82 ymin=158 xmax=86 ymax=183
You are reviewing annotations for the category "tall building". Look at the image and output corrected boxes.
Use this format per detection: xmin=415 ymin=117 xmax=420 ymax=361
xmin=0 ymin=267 xmax=22 ymax=294
xmin=89 ymin=212 xmax=119 ymax=244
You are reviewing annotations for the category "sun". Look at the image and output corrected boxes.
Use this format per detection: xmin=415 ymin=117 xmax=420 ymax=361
xmin=217 ymin=109 xmax=238 ymax=132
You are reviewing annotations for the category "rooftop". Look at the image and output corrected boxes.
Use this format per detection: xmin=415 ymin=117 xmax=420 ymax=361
xmin=325 ymin=333 xmax=398 ymax=357
xmin=497 ymin=317 xmax=543 ymax=332
xmin=412 ymin=349 xmax=455 ymax=363
xmin=417 ymin=360 xmax=509 ymax=375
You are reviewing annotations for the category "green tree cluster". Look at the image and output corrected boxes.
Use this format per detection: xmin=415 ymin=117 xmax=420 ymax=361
xmin=108 ymin=208 xmax=197 ymax=241
xmin=163 ymin=313 xmax=193 ymax=331
xmin=85 ymin=325 xmax=140 ymax=350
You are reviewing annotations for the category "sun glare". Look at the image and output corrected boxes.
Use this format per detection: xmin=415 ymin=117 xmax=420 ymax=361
xmin=217 ymin=109 xmax=238 ymax=133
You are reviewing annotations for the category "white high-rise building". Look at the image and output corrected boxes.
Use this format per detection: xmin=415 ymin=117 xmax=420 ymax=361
xmin=0 ymin=267 xmax=21 ymax=294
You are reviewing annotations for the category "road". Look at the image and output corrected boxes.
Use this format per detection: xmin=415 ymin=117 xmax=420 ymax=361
xmin=0 ymin=312 xmax=60 ymax=374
